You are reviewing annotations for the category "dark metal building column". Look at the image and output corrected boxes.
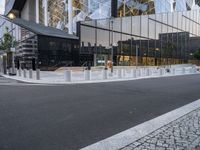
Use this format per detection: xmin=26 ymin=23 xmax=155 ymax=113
xmin=111 ymin=0 xmax=118 ymax=17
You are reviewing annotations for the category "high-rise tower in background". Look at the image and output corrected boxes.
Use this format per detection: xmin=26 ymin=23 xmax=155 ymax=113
xmin=4 ymin=0 xmax=200 ymax=34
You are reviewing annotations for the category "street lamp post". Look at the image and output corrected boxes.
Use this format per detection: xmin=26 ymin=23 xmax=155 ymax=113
xmin=110 ymin=17 xmax=114 ymax=73
xmin=155 ymin=48 xmax=159 ymax=66
xmin=11 ymin=19 xmax=16 ymax=75
xmin=189 ymin=53 xmax=194 ymax=64
xmin=7 ymin=13 xmax=16 ymax=75
xmin=136 ymin=44 xmax=139 ymax=68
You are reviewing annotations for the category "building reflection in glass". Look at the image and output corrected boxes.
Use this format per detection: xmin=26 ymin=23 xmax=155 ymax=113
xmin=79 ymin=9 xmax=200 ymax=66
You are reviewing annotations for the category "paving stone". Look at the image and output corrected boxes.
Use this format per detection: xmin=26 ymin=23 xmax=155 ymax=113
xmin=121 ymin=108 xmax=200 ymax=150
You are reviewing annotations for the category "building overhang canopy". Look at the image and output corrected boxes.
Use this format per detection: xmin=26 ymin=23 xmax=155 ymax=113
xmin=12 ymin=18 xmax=79 ymax=40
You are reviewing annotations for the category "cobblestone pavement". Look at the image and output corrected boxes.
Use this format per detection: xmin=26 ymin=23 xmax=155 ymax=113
xmin=121 ymin=108 xmax=200 ymax=150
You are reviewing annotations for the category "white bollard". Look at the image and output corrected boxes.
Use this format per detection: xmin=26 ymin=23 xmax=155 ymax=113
xmin=146 ymin=68 xmax=150 ymax=76
xmin=123 ymin=69 xmax=126 ymax=78
xmin=163 ymin=68 xmax=166 ymax=75
xmin=150 ymin=68 xmax=153 ymax=76
xmin=17 ymin=69 xmax=20 ymax=77
xmin=172 ymin=68 xmax=176 ymax=75
xmin=36 ymin=69 xmax=40 ymax=80
xmin=8 ymin=68 xmax=12 ymax=75
xmin=29 ymin=69 xmax=33 ymax=79
xmin=159 ymin=68 xmax=162 ymax=76
xmin=118 ymin=69 xmax=122 ymax=79
xmin=132 ymin=69 xmax=137 ymax=78
xmin=122 ymin=69 xmax=127 ymax=78
xmin=23 ymin=69 xmax=27 ymax=78
xmin=140 ymin=68 xmax=143 ymax=77
xmin=138 ymin=69 xmax=142 ymax=77
xmin=149 ymin=68 xmax=151 ymax=76
xmin=16 ymin=69 xmax=19 ymax=76
xmin=64 ymin=70 xmax=72 ymax=82
xmin=19 ymin=68 xmax=22 ymax=77
xmin=182 ymin=68 xmax=185 ymax=74
xmin=194 ymin=67 xmax=197 ymax=73
xmin=102 ymin=69 xmax=108 ymax=80
xmin=159 ymin=68 xmax=164 ymax=76
xmin=84 ymin=70 xmax=91 ymax=80
xmin=191 ymin=67 xmax=194 ymax=73
xmin=189 ymin=67 xmax=192 ymax=74
xmin=142 ymin=68 xmax=146 ymax=76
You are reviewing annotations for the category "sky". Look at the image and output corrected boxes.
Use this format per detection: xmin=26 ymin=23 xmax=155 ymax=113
xmin=0 ymin=0 xmax=5 ymax=15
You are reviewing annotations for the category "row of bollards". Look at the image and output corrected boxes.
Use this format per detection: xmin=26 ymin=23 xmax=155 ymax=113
xmin=67 ymin=67 xmax=198 ymax=82
xmin=17 ymin=66 xmax=199 ymax=83
xmin=63 ymin=67 xmax=172 ymax=82
xmin=16 ymin=68 xmax=40 ymax=80
xmin=1 ymin=65 xmax=198 ymax=83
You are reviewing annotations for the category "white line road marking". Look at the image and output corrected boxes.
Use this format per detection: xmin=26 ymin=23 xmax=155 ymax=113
xmin=0 ymin=80 xmax=75 ymax=86
xmin=81 ymin=99 xmax=200 ymax=150
xmin=0 ymin=83 xmax=54 ymax=86
xmin=0 ymin=77 xmax=62 ymax=86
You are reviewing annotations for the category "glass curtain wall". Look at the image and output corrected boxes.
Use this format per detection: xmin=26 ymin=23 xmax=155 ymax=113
xmin=80 ymin=9 xmax=200 ymax=66
xmin=0 ymin=17 xmax=38 ymax=69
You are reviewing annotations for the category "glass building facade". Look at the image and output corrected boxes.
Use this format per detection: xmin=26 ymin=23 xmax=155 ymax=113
xmin=79 ymin=9 xmax=200 ymax=66
xmin=3 ymin=0 xmax=200 ymax=68
xmin=45 ymin=0 xmax=200 ymax=34
xmin=5 ymin=0 xmax=200 ymax=34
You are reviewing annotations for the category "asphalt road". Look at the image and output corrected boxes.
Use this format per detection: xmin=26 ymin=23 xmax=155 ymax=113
xmin=0 ymin=75 xmax=200 ymax=150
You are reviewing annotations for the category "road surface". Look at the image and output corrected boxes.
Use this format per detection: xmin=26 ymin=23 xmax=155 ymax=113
xmin=0 ymin=74 xmax=200 ymax=150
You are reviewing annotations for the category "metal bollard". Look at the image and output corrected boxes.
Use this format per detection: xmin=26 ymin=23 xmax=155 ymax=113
xmin=163 ymin=68 xmax=166 ymax=75
xmin=18 ymin=68 xmax=22 ymax=77
xmin=189 ymin=67 xmax=193 ymax=74
xmin=146 ymin=68 xmax=150 ymax=76
xmin=159 ymin=68 xmax=163 ymax=76
xmin=118 ymin=69 xmax=122 ymax=79
xmin=29 ymin=69 xmax=33 ymax=79
xmin=23 ymin=69 xmax=27 ymax=78
xmin=192 ymin=67 xmax=195 ymax=73
xmin=8 ymin=68 xmax=12 ymax=75
xmin=36 ymin=69 xmax=40 ymax=80
xmin=84 ymin=70 xmax=91 ymax=80
xmin=64 ymin=70 xmax=72 ymax=82
xmin=194 ymin=67 xmax=197 ymax=73
xmin=191 ymin=67 xmax=194 ymax=73
xmin=142 ymin=68 xmax=145 ymax=76
xmin=140 ymin=68 xmax=143 ymax=77
xmin=138 ymin=69 xmax=142 ymax=77
xmin=149 ymin=68 xmax=153 ymax=76
xmin=172 ymin=68 xmax=176 ymax=75
xmin=182 ymin=68 xmax=185 ymax=74
xmin=103 ymin=69 xmax=108 ymax=80
xmin=132 ymin=69 xmax=137 ymax=78
xmin=123 ymin=69 xmax=126 ymax=78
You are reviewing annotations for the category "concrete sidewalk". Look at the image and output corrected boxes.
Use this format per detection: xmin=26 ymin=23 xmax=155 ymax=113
xmin=1 ymin=65 xmax=199 ymax=84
